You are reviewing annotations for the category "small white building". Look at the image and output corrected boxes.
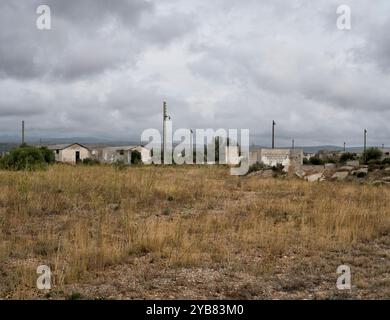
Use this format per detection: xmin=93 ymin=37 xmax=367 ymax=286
xmin=47 ymin=143 xmax=91 ymax=164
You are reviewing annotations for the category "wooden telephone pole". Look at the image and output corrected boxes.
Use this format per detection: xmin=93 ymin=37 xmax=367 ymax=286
xmin=363 ymin=129 xmax=367 ymax=164
xmin=162 ymin=102 xmax=167 ymax=158
xmin=21 ymin=120 xmax=25 ymax=145
xmin=272 ymin=120 xmax=276 ymax=149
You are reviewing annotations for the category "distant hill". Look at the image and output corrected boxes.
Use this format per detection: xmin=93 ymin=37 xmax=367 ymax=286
xmin=0 ymin=135 xmax=141 ymax=146
xmin=250 ymin=145 xmax=370 ymax=153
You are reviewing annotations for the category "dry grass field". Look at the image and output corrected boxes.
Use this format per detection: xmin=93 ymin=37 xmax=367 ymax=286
xmin=0 ymin=164 xmax=389 ymax=299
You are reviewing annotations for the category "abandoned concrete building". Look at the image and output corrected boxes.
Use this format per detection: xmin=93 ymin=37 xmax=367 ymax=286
xmin=250 ymin=148 xmax=303 ymax=171
xmin=92 ymin=145 xmax=152 ymax=164
xmin=47 ymin=143 xmax=91 ymax=164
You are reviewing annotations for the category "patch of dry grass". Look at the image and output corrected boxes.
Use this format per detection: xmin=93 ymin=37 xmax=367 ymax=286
xmin=0 ymin=164 xmax=389 ymax=299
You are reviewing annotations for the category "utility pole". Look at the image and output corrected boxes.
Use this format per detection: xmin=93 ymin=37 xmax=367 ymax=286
xmin=162 ymin=101 xmax=167 ymax=161
xmin=343 ymin=142 xmax=346 ymax=152
xmin=21 ymin=120 xmax=25 ymax=145
xmin=382 ymin=144 xmax=385 ymax=149
xmin=272 ymin=120 xmax=276 ymax=149
xmin=190 ymin=129 xmax=194 ymax=163
xmin=363 ymin=129 xmax=367 ymax=164
xmin=292 ymin=139 xmax=295 ymax=149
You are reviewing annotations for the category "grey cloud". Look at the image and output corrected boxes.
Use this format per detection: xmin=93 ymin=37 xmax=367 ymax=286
xmin=0 ymin=0 xmax=196 ymax=80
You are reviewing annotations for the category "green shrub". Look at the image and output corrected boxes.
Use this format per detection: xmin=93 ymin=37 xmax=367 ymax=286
xmin=303 ymin=158 xmax=310 ymax=165
xmin=363 ymin=147 xmax=382 ymax=163
xmin=113 ymin=160 xmax=127 ymax=170
xmin=0 ymin=145 xmax=49 ymax=171
xmin=381 ymin=158 xmax=390 ymax=165
xmin=39 ymin=146 xmax=55 ymax=164
xmin=324 ymin=157 xmax=337 ymax=164
xmin=309 ymin=157 xmax=324 ymax=165
xmin=82 ymin=158 xmax=100 ymax=165
xmin=272 ymin=163 xmax=285 ymax=173
xmin=247 ymin=162 xmax=265 ymax=174
xmin=339 ymin=152 xmax=356 ymax=163
xmin=367 ymin=159 xmax=381 ymax=167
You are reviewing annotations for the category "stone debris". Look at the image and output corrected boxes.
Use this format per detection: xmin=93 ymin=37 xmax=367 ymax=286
xmin=346 ymin=160 xmax=360 ymax=167
xmin=306 ymin=173 xmax=324 ymax=182
xmin=294 ymin=169 xmax=306 ymax=179
xmin=324 ymin=163 xmax=336 ymax=169
xmin=331 ymin=171 xmax=349 ymax=181
xmin=338 ymin=166 xmax=355 ymax=172
xmin=352 ymin=168 xmax=368 ymax=178
xmin=249 ymin=164 xmax=390 ymax=186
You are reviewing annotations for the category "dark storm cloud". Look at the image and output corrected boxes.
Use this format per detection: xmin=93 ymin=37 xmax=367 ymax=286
xmin=0 ymin=0 xmax=194 ymax=80
xmin=0 ymin=0 xmax=389 ymax=145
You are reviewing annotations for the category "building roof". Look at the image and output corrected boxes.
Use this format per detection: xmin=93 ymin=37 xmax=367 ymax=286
xmin=46 ymin=143 xmax=90 ymax=151
xmin=102 ymin=145 xmax=147 ymax=152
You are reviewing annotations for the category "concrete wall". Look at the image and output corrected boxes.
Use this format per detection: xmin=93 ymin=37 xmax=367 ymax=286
xmin=249 ymin=148 xmax=303 ymax=171
xmin=224 ymin=146 xmax=240 ymax=165
xmin=249 ymin=150 xmax=261 ymax=166
xmin=260 ymin=149 xmax=291 ymax=168
xmin=100 ymin=146 xmax=151 ymax=164
xmin=102 ymin=149 xmax=131 ymax=164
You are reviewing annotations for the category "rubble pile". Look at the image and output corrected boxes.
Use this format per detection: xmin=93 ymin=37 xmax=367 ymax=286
xmin=248 ymin=162 xmax=390 ymax=185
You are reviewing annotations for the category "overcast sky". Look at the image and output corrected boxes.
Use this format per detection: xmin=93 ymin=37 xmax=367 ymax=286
xmin=0 ymin=0 xmax=389 ymax=146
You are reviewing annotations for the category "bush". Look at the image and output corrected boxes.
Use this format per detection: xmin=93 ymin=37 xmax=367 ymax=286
xmin=381 ymin=158 xmax=390 ymax=165
xmin=39 ymin=146 xmax=55 ymax=164
xmin=363 ymin=147 xmax=382 ymax=163
xmin=272 ymin=163 xmax=285 ymax=173
xmin=247 ymin=162 xmax=265 ymax=174
xmin=324 ymin=157 xmax=337 ymax=164
xmin=82 ymin=158 xmax=100 ymax=165
xmin=309 ymin=157 xmax=324 ymax=165
xmin=0 ymin=145 xmax=50 ymax=171
xmin=339 ymin=152 xmax=356 ymax=163
xmin=367 ymin=159 xmax=381 ymax=166
xmin=303 ymin=158 xmax=310 ymax=165
xmin=367 ymin=159 xmax=383 ymax=171
xmin=113 ymin=160 xmax=127 ymax=170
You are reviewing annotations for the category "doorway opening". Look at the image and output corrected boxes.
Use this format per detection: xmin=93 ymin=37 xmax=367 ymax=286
xmin=75 ymin=151 xmax=80 ymax=163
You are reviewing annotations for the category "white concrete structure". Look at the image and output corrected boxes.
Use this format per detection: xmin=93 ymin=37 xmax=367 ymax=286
xmin=260 ymin=149 xmax=291 ymax=167
xmin=99 ymin=145 xmax=152 ymax=164
xmin=250 ymin=148 xmax=303 ymax=172
xmin=224 ymin=146 xmax=240 ymax=165
xmin=48 ymin=143 xmax=90 ymax=164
